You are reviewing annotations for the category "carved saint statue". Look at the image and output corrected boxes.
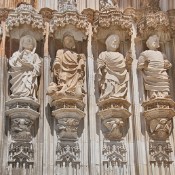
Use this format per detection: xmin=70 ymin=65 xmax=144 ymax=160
xmin=138 ymin=35 xmax=171 ymax=99
xmin=47 ymin=33 xmax=85 ymax=100
xmin=97 ymin=34 xmax=129 ymax=101
xmin=9 ymin=35 xmax=41 ymax=100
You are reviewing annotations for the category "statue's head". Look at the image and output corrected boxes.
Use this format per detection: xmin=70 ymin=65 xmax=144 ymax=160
xmin=146 ymin=35 xmax=160 ymax=50
xmin=105 ymin=34 xmax=120 ymax=52
xmin=19 ymin=35 xmax=37 ymax=52
xmin=63 ymin=33 xmax=76 ymax=50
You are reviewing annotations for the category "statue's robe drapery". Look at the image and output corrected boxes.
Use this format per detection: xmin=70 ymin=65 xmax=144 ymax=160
xmin=9 ymin=51 xmax=41 ymax=99
xmin=53 ymin=49 xmax=85 ymax=97
xmin=98 ymin=51 xmax=128 ymax=100
xmin=138 ymin=50 xmax=170 ymax=93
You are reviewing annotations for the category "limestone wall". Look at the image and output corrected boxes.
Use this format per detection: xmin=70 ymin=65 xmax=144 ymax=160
xmin=0 ymin=1 xmax=175 ymax=175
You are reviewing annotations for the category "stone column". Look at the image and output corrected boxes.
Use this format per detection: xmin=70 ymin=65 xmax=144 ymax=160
xmin=0 ymin=19 xmax=7 ymax=175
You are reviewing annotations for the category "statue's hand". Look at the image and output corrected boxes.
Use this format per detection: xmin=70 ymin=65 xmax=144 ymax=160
xmin=144 ymin=58 xmax=150 ymax=68
xmin=19 ymin=60 xmax=34 ymax=69
xmin=164 ymin=60 xmax=171 ymax=69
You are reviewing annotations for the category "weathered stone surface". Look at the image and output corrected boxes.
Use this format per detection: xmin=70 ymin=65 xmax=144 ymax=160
xmin=0 ymin=2 xmax=175 ymax=175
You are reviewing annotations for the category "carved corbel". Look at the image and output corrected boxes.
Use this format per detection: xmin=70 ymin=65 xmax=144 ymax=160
xmin=98 ymin=98 xmax=131 ymax=141
xmin=6 ymin=98 xmax=40 ymax=167
xmin=142 ymin=98 xmax=175 ymax=141
xmin=52 ymin=99 xmax=85 ymax=140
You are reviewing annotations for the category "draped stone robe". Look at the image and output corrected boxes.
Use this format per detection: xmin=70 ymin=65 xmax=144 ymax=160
xmin=138 ymin=50 xmax=170 ymax=98
xmin=98 ymin=51 xmax=129 ymax=100
xmin=53 ymin=49 xmax=85 ymax=99
xmin=9 ymin=50 xmax=41 ymax=100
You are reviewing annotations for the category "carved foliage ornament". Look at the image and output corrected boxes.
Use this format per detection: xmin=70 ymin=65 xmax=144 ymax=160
xmin=94 ymin=9 xmax=134 ymax=34
xmin=6 ymin=4 xmax=44 ymax=31
xmin=50 ymin=12 xmax=89 ymax=33
xmin=138 ymin=11 xmax=170 ymax=36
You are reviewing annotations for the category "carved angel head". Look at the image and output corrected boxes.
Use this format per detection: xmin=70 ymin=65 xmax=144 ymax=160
xmin=105 ymin=34 xmax=120 ymax=52
xmin=19 ymin=35 xmax=37 ymax=53
xmin=146 ymin=35 xmax=160 ymax=50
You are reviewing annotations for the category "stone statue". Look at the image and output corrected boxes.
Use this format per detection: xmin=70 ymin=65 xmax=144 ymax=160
xmin=100 ymin=0 xmax=119 ymax=10
xmin=97 ymin=34 xmax=129 ymax=101
xmin=47 ymin=33 xmax=85 ymax=100
xmin=138 ymin=35 xmax=171 ymax=99
xmin=9 ymin=35 xmax=41 ymax=101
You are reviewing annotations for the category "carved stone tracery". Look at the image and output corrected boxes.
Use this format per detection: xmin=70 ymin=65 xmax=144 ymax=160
xmin=150 ymin=141 xmax=173 ymax=165
xmin=56 ymin=141 xmax=80 ymax=166
xmin=6 ymin=3 xmax=45 ymax=31
xmin=94 ymin=9 xmax=133 ymax=33
xmin=50 ymin=11 xmax=89 ymax=34
xmin=9 ymin=142 xmax=34 ymax=166
xmin=138 ymin=10 xmax=170 ymax=39
xmin=103 ymin=141 xmax=127 ymax=166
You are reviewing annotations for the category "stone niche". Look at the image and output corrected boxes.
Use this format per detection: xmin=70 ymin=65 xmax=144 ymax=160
xmin=4 ymin=3 xmax=44 ymax=174
xmin=94 ymin=5 xmax=133 ymax=172
xmin=47 ymin=9 xmax=89 ymax=172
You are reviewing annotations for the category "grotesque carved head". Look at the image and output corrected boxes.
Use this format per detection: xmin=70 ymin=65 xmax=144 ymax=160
xmin=19 ymin=35 xmax=37 ymax=52
xmin=146 ymin=35 xmax=160 ymax=50
xmin=63 ymin=33 xmax=76 ymax=50
xmin=105 ymin=34 xmax=120 ymax=52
